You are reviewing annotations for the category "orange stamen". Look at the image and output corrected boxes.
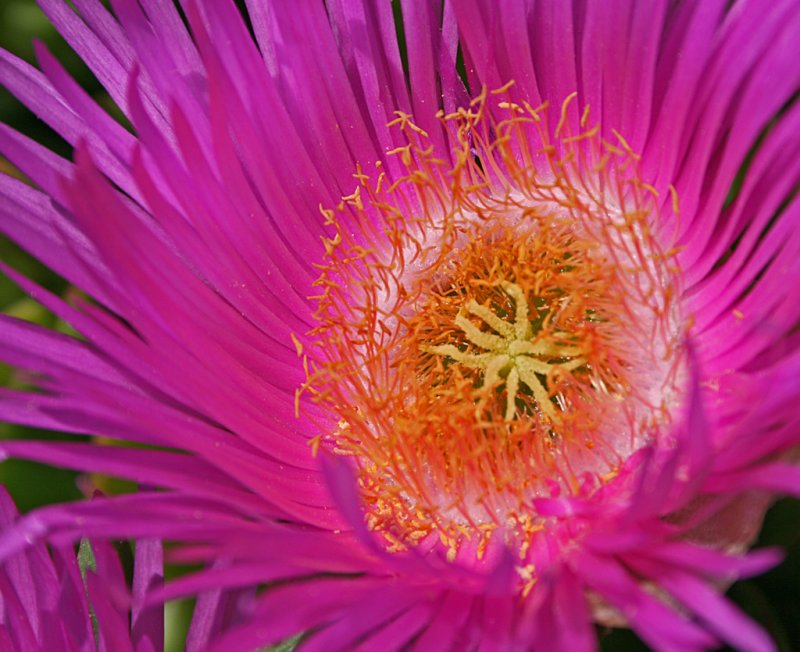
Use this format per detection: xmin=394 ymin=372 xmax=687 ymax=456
xmin=302 ymin=88 xmax=687 ymax=559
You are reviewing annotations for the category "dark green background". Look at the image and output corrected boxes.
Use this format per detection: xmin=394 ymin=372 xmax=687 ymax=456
xmin=1 ymin=2 xmax=797 ymax=650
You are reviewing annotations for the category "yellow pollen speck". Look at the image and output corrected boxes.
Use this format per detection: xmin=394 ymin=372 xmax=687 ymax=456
xmin=517 ymin=564 xmax=538 ymax=598
xmin=290 ymin=332 xmax=304 ymax=357
xmin=307 ymin=434 xmax=323 ymax=457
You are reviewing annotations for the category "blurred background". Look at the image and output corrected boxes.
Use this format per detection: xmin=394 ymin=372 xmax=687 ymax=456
xmin=1 ymin=1 xmax=798 ymax=650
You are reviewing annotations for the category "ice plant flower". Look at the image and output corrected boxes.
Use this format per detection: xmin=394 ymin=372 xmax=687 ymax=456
xmin=1 ymin=1 xmax=799 ymax=651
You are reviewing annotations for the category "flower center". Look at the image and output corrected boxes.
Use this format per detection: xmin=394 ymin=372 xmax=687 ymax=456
xmin=424 ymin=280 xmax=587 ymax=424
xmin=303 ymin=90 xmax=686 ymax=561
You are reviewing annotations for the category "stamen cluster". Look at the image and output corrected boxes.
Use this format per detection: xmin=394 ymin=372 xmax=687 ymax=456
xmin=303 ymin=89 xmax=685 ymax=560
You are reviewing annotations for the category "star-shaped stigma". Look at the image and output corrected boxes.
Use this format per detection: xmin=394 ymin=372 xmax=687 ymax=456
xmin=427 ymin=282 xmax=586 ymax=422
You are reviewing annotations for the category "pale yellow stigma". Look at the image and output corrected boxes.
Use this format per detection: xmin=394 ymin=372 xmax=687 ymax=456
xmin=425 ymin=282 xmax=585 ymax=422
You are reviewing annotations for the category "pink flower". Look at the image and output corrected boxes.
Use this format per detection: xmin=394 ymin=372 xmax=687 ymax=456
xmin=1 ymin=1 xmax=799 ymax=650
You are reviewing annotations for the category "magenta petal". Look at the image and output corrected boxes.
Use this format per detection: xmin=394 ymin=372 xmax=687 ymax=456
xmin=626 ymin=556 xmax=776 ymax=652
xmin=523 ymin=568 xmax=596 ymax=652
xmin=572 ymin=552 xmax=717 ymax=651
xmin=183 ymin=562 xmax=258 ymax=652
xmin=705 ymin=464 xmax=800 ymax=497
xmin=352 ymin=603 xmax=433 ymax=651
xmin=86 ymin=571 xmax=134 ymax=652
xmin=0 ymin=490 xmax=159 ymax=649
xmin=205 ymin=577 xmax=390 ymax=652
xmin=131 ymin=539 xmax=163 ymax=652
xmin=299 ymin=586 xmax=425 ymax=652
xmin=410 ymin=591 xmax=476 ymax=652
